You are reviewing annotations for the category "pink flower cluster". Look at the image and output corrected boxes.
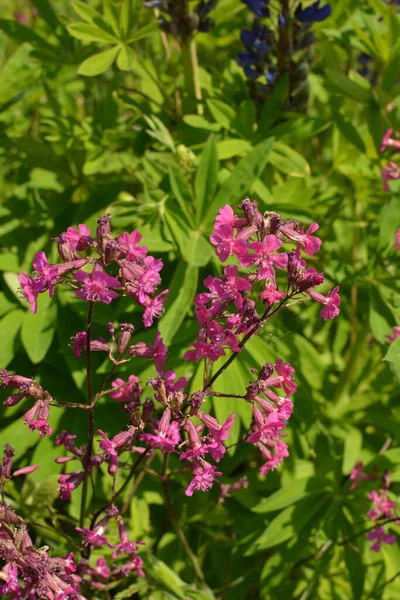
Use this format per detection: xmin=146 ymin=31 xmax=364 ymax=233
xmin=192 ymin=200 xmax=338 ymax=359
xmin=350 ymin=460 xmax=398 ymax=552
xmin=18 ymin=216 xmax=169 ymax=328
xmin=380 ymin=128 xmax=400 ymax=191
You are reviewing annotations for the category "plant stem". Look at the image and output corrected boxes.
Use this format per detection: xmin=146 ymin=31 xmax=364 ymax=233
xmin=182 ymin=37 xmax=203 ymax=114
xmin=277 ymin=0 xmax=292 ymax=76
xmin=79 ymin=302 xmax=94 ymax=528
xmin=90 ymin=448 xmax=151 ymax=530
xmin=204 ymin=295 xmax=291 ymax=391
xmin=161 ymin=455 xmax=205 ymax=582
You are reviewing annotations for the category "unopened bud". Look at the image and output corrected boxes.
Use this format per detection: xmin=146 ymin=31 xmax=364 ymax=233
xmin=118 ymin=324 xmax=134 ymax=354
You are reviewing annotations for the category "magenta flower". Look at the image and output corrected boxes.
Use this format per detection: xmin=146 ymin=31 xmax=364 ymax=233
xmin=281 ymin=222 xmax=322 ymax=256
xmin=184 ymin=341 xmax=226 ymax=362
xmin=128 ymin=332 xmax=168 ymax=372
xmin=97 ymin=430 xmax=119 ymax=476
xmin=243 ymin=235 xmax=288 ymax=279
xmin=388 ymin=326 xmax=400 ymax=342
xmin=264 ymin=360 xmax=297 ymax=397
xmin=118 ymin=231 xmax=148 ymax=259
xmin=259 ymin=282 xmax=285 ymax=305
xmin=59 ymin=472 xmax=85 ymax=500
xmin=210 ymin=223 xmax=249 ymax=263
xmin=180 ymin=419 xmax=215 ymax=461
xmin=367 ymin=526 xmax=396 ymax=552
xmin=75 ymin=527 xmax=113 ymax=549
xmin=140 ymin=408 xmax=180 ymax=453
xmin=367 ymin=490 xmax=397 ymax=521
xmin=259 ymin=439 xmax=289 ymax=475
xmin=109 ymin=375 xmax=141 ymax=403
xmin=64 ymin=224 xmax=92 ymax=251
xmin=143 ymin=290 xmax=169 ymax=327
xmin=197 ymin=412 xmax=236 ymax=462
xmin=380 ymin=128 xmax=400 ymax=152
xmin=18 ymin=272 xmax=38 ymax=313
xmin=185 ymin=461 xmax=222 ymax=496
xmin=307 ymin=286 xmax=340 ymax=320
xmin=395 ymin=229 xmax=400 ymax=250
xmin=349 ymin=461 xmax=375 ymax=490
xmin=381 ymin=161 xmax=400 ymax=191
xmin=70 ymin=331 xmax=108 ymax=358
xmin=135 ymin=256 xmax=164 ymax=304
xmin=74 ymin=268 xmax=119 ymax=303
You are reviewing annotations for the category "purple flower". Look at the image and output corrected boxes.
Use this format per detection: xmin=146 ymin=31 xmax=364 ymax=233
xmin=18 ymin=272 xmax=38 ymax=313
xmin=295 ymin=1 xmax=331 ymax=23
xmin=74 ymin=268 xmax=120 ymax=303
xmin=367 ymin=526 xmax=396 ymax=552
xmin=308 ymin=286 xmax=340 ymax=320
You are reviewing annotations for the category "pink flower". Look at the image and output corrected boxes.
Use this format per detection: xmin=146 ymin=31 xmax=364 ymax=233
xmin=367 ymin=526 xmax=396 ymax=552
xmin=259 ymin=439 xmax=289 ymax=475
xmin=349 ymin=461 xmax=374 ymax=490
xmin=65 ymin=224 xmax=92 ymax=251
xmin=210 ymin=223 xmax=248 ymax=263
xmin=264 ymin=360 xmax=297 ymax=397
xmin=70 ymin=331 xmax=108 ymax=358
xmin=381 ymin=161 xmax=400 ymax=191
xmin=380 ymin=128 xmax=400 ymax=152
xmin=367 ymin=490 xmax=397 ymax=521
xmin=180 ymin=419 xmax=215 ymax=461
xmin=243 ymin=235 xmax=288 ymax=279
xmin=59 ymin=472 xmax=85 ymax=500
xmin=128 ymin=333 xmax=167 ymax=372
xmin=135 ymin=257 xmax=164 ymax=304
xmin=18 ymin=272 xmax=38 ymax=313
xmin=388 ymin=326 xmax=400 ymax=343
xmin=109 ymin=376 xmax=141 ymax=403
xmin=75 ymin=527 xmax=113 ymax=549
xmin=307 ymin=286 xmax=340 ymax=320
xmin=281 ymin=222 xmax=322 ymax=256
xmin=185 ymin=461 xmax=222 ymax=496
xmin=140 ymin=408 xmax=180 ymax=453
xmin=395 ymin=229 xmax=400 ymax=250
xmin=97 ymin=430 xmax=119 ymax=475
xmin=74 ymin=268 xmax=119 ymax=303
xmin=184 ymin=341 xmax=226 ymax=362
xmin=259 ymin=282 xmax=285 ymax=305
xmin=118 ymin=231 xmax=148 ymax=260
xmin=143 ymin=290 xmax=169 ymax=327
xmin=196 ymin=412 xmax=236 ymax=462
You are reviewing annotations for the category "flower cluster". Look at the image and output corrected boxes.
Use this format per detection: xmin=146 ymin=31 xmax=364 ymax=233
xmin=144 ymin=0 xmax=218 ymax=38
xmin=350 ymin=461 xmax=398 ymax=552
xmin=0 ymin=205 xmax=339 ymax=595
xmin=18 ymin=216 xmax=169 ymax=328
xmin=380 ymin=128 xmax=400 ymax=191
xmin=237 ymin=1 xmax=331 ymax=105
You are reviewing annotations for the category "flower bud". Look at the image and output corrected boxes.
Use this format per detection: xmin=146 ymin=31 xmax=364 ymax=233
xmin=118 ymin=324 xmax=134 ymax=354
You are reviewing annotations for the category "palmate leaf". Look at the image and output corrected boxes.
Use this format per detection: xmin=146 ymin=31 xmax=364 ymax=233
xmin=67 ymin=22 xmax=119 ymax=44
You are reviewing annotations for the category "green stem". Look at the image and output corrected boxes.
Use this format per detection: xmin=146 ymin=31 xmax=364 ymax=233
xmin=79 ymin=302 xmax=94 ymax=529
xmin=182 ymin=37 xmax=202 ymax=115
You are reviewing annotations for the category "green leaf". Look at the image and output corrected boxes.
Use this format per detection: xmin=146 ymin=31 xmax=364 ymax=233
xmin=378 ymin=198 xmax=400 ymax=248
xmin=252 ymin=477 xmax=333 ymax=513
xmin=383 ymin=337 xmax=400 ymax=374
xmin=247 ymin=494 xmax=329 ymax=552
xmin=159 ymin=263 xmax=199 ymax=345
xmin=120 ymin=0 xmax=134 ymax=38
xmin=21 ymin=293 xmax=56 ymax=364
xmin=195 ymin=134 xmax=218 ymax=223
xmin=216 ymin=139 xmax=252 ymax=160
xmin=31 ymin=0 xmax=62 ymax=31
xmin=67 ymin=22 xmax=118 ymax=43
xmin=369 ymin=287 xmax=394 ymax=343
xmin=258 ymin=75 xmax=289 ymax=133
xmin=0 ymin=309 xmax=23 ymax=367
xmin=206 ymin=99 xmax=237 ymax=131
xmin=331 ymin=107 xmax=366 ymax=153
xmin=72 ymin=1 xmax=103 ymax=23
xmin=116 ymin=45 xmax=135 ymax=70
xmin=78 ymin=45 xmax=120 ymax=76
xmin=126 ymin=21 xmax=159 ymax=43
xmin=325 ymin=69 xmax=372 ymax=103
xmin=103 ymin=0 xmax=121 ymax=37
xmin=206 ymin=138 xmax=274 ymax=220
xmin=183 ymin=115 xmax=221 ymax=132
xmin=168 ymin=164 xmax=195 ymax=227
xmin=148 ymin=558 xmax=186 ymax=599
xmin=344 ymin=546 xmax=365 ymax=600
xmin=269 ymin=142 xmax=311 ymax=177
xmin=0 ymin=18 xmax=54 ymax=50
xmin=342 ymin=427 xmax=363 ymax=475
